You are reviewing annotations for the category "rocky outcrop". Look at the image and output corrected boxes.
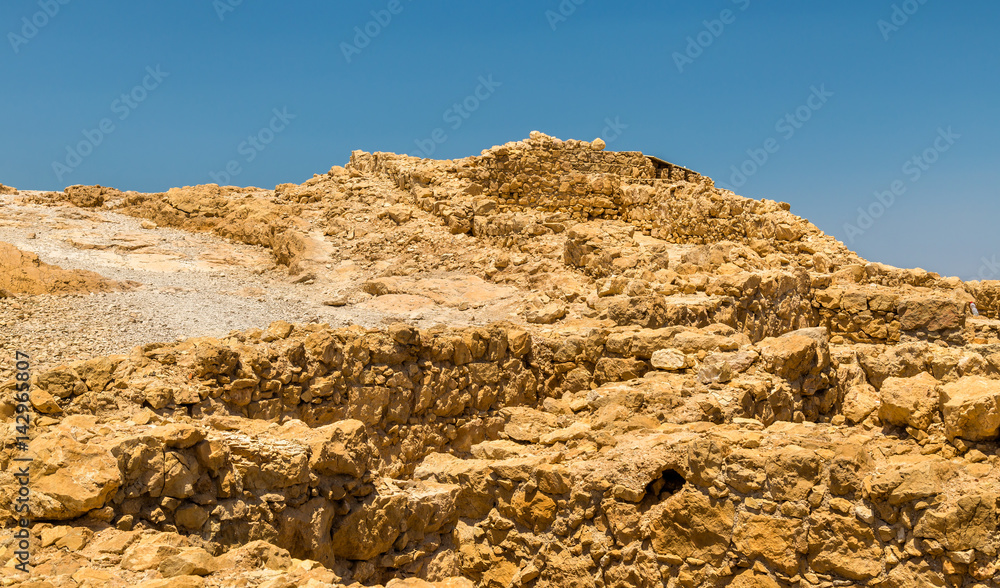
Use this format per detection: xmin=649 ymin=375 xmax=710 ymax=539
xmin=4 ymin=133 xmax=1000 ymax=588
xmin=0 ymin=241 xmax=129 ymax=295
xmin=62 ymin=184 xmax=120 ymax=208
xmin=114 ymin=184 xmax=323 ymax=273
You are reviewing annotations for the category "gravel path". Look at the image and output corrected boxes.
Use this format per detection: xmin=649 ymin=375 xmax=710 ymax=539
xmin=0 ymin=194 xmax=515 ymax=379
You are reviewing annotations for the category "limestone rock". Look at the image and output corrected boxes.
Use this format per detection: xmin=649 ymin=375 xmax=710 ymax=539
xmin=940 ymin=376 xmax=1000 ymax=440
xmin=135 ymin=577 xmax=205 ymax=588
xmin=757 ymin=330 xmax=820 ymax=380
xmin=807 ymin=511 xmax=883 ymax=580
xmin=217 ymin=540 xmax=292 ymax=571
xmin=26 ymin=432 xmax=121 ymax=519
xmin=732 ymin=514 xmax=805 ymax=575
xmin=650 ymin=349 xmax=690 ymax=371
xmin=879 ymin=372 xmax=940 ymax=430
xmin=64 ymin=184 xmax=120 ymax=208
xmin=308 ymin=419 xmax=372 ymax=477
xmin=525 ymin=301 xmax=567 ymax=324
xmin=158 ymin=547 xmax=217 ymax=577
xmin=122 ymin=542 xmax=184 ymax=571
xmin=898 ymin=295 xmax=964 ymax=332
xmin=330 ymin=480 xmax=461 ymax=560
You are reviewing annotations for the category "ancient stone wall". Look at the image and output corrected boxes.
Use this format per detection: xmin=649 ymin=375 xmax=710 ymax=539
xmin=462 ymin=134 xmax=659 ymax=221
xmin=0 ymin=320 xmax=855 ymax=577
xmin=417 ymin=421 xmax=1000 ymax=588
xmin=9 ymin=133 xmax=1000 ymax=587
xmin=348 ymin=134 xmax=863 ymax=270
xmin=810 ymin=281 xmax=968 ymax=345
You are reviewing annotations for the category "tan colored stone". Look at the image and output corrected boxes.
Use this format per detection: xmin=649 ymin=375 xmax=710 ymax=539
xmin=217 ymin=540 xmax=291 ymax=571
xmin=807 ymin=512 xmax=883 ymax=580
xmin=149 ymin=423 xmax=206 ymax=448
xmin=843 ymin=382 xmax=879 ymax=424
xmin=879 ymin=372 xmax=940 ymax=430
xmin=732 ymin=514 xmax=805 ymax=575
xmin=174 ymin=504 xmax=209 ymax=531
xmin=650 ymin=349 xmax=691 ymax=371
xmin=307 ymin=419 xmax=371 ymax=478
xmin=135 ymin=577 xmax=205 ymax=588
xmin=28 ymin=432 xmax=121 ymax=519
xmin=158 ymin=547 xmax=217 ymax=577
xmin=122 ymin=542 xmax=184 ymax=571
xmin=757 ymin=332 xmax=818 ymax=380
xmin=648 ymin=489 xmax=734 ymax=566
xmin=940 ymin=376 xmax=1000 ymax=440
xmin=727 ymin=570 xmax=781 ymax=588
xmin=54 ymin=527 xmax=93 ymax=551
xmin=71 ymin=568 xmax=125 ymax=588
xmin=898 ymin=296 xmax=964 ymax=332
xmin=28 ymin=388 xmax=62 ymax=414
xmin=525 ymin=301 xmax=567 ymax=324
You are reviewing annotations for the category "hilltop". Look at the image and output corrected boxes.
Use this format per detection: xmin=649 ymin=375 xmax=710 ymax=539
xmin=2 ymin=132 xmax=1000 ymax=588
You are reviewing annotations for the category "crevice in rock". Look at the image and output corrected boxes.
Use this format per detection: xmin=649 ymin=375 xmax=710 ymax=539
xmin=643 ymin=468 xmax=687 ymax=506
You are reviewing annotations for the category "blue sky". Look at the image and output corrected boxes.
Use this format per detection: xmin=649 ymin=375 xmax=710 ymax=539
xmin=2 ymin=1 xmax=998 ymax=279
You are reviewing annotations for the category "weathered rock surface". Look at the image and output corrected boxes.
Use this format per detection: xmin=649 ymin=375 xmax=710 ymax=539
xmin=3 ymin=133 xmax=1000 ymax=588
xmin=0 ymin=241 xmax=128 ymax=295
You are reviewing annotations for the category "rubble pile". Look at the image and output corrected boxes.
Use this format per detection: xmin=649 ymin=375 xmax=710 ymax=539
xmin=3 ymin=133 xmax=1000 ymax=587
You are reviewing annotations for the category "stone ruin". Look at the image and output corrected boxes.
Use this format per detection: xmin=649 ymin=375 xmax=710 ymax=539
xmin=3 ymin=132 xmax=1000 ymax=587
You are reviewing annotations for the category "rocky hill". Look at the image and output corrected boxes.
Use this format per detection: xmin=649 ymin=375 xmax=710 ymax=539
xmin=2 ymin=132 xmax=1000 ymax=587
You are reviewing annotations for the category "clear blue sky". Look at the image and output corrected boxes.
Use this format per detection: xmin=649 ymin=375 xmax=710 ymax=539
xmin=2 ymin=1 xmax=998 ymax=279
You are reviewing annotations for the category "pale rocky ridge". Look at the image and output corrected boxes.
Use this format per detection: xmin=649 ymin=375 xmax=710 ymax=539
xmin=1 ymin=132 xmax=1000 ymax=587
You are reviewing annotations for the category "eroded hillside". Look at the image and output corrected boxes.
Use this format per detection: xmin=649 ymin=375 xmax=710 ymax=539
xmin=3 ymin=133 xmax=1000 ymax=588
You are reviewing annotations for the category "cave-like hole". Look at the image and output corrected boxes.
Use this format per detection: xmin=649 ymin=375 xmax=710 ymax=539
xmin=645 ymin=469 xmax=686 ymax=502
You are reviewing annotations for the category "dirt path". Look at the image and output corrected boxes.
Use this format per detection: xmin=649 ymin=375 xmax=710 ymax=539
xmin=0 ymin=193 xmax=524 ymax=378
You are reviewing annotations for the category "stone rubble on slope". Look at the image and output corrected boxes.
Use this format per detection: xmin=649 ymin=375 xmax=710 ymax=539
xmin=2 ymin=133 xmax=1000 ymax=587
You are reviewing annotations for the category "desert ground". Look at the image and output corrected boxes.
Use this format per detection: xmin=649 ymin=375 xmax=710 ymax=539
xmin=2 ymin=132 xmax=1000 ymax=587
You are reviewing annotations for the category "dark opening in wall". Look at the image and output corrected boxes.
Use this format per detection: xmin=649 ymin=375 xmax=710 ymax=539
xmin=644 ymin=468 xmax=686 ymax=503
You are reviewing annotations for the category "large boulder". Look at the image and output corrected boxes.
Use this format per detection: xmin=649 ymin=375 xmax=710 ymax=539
xmin=807 ymin=512 xmax=883 ymax=580
xmin=64 ymin=184 xmax=120 ymax=208
xmin=879 ymin=372 xmax=940 ymax=430
xmin=897 ymin=295 xmax=964 ymax=332
xmin=757 ymin=327 xmax=829 ymax=381
xmin=940 ymin=376 xmax=1000 ymax=440
xmin=308 ymin=419 xmax=372 ymax=478
xmin=330 ymin=480 xmax=461 ymax=560
xmin=24 ymin=431 xmax=121 ymax=519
